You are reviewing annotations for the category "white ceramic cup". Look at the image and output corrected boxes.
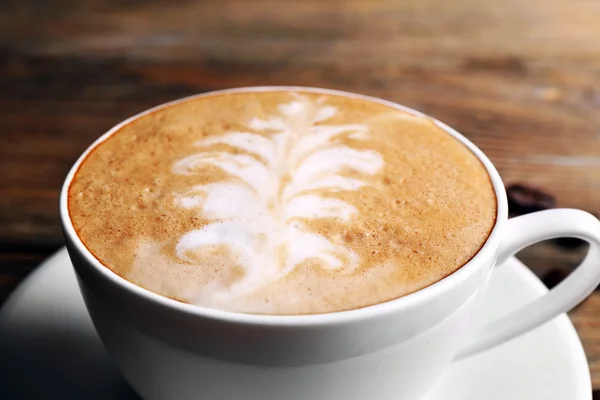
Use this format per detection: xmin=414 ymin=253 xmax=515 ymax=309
xmin=60 ymin=87 xmax=600 ymax=400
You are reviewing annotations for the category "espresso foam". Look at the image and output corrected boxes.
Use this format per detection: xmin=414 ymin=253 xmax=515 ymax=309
xmin=68 ymin=89 xmax=497 ymax=315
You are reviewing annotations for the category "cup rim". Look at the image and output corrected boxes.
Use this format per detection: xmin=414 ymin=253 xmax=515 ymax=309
xmin=60 ymin=86 xmax=508 ymax=326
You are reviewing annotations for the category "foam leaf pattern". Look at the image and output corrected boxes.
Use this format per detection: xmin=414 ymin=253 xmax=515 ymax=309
xmin=172 ymin=94 xmax=384 ymax=299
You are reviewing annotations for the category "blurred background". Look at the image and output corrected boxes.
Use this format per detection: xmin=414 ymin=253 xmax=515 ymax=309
xmin=1 ymin=0 xmax=599 ymax=390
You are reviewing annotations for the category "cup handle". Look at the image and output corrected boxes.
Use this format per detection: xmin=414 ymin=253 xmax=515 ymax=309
xmin=455 ymin=208 xmax=600 ymax=360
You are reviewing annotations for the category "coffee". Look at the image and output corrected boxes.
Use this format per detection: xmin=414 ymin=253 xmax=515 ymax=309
xmin=68 ymin=88 xmax=496 ymax=315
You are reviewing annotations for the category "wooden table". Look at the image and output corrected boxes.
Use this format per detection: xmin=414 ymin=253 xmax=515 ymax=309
xmin=1 ymin=0 xmax=599 ymax=394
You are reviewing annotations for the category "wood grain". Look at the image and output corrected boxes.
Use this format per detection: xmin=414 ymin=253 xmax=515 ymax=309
xmin=1 ymin=0 xmax=600 ymax=392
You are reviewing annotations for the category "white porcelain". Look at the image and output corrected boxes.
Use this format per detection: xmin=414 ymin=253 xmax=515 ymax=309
xmin=59 ymin=87 xmax=600 ymax=400
xmin=0 ymin=249 xmax=591 ymax=399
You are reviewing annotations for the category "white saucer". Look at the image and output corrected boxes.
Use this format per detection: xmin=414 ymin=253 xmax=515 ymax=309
xmin=0 ymin=249 xmax=592 ymax=399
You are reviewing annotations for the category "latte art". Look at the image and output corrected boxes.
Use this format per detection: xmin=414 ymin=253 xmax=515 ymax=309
xmin=170 ymin=94 xmax=383 ymax=300
xmin=68 ymin=89 xmax=496 ymax=315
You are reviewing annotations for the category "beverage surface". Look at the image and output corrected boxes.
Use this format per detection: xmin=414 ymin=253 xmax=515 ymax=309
xmin=68 ymin=89 xmax=497 ymax=315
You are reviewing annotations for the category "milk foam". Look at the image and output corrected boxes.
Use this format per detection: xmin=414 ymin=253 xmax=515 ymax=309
xmin=171 ymin=94 xmax=383 ymax=300
xmin=68 ymin=90 xmax=497 ymax=315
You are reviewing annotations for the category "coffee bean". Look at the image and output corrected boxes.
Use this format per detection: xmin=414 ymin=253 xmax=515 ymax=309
xmin=506 ymin=183 xmax=599 ymax=251
xmin=552 ymin=237 xmax=587 ymax=250
xmin=541 ymin=268 xmax=569 ymax=289
xmin=506 ymin=183 xmax=556 ymax=215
